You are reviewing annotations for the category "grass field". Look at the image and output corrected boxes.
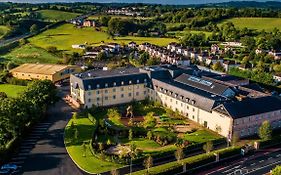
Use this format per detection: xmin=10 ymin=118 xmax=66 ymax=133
xmin=218 ymin=17 xmax=281 ymax=31
xmin=0 ymin=25 xmax=10 ymax=39
xmin=0 ymin=84 xmax=27 ymax=98
xmin=167 ymin=30 xmax=212 ymax=38
xmin=36 ymin=10 xmax=80 ymax=21
xmin=28 ymin=24 xmax=177 ymax=53
xmin=1 ymin=44 xmax=62 ymax=64
xmin=183 ymin=129 xmax=222 ymax=143
xmin=65 ymin=117 xmax=123 ymax=174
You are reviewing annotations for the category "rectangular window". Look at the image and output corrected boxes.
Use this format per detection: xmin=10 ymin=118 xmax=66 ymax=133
xmin=144 ymin=91 xmax=146 ymax=95
xmin=113 ymin=88 xmax=116 ymax=92
xmin=88 ymin=99 xmax=91 ymax=102
xmin=129 ymin=93 xmax=132 ymax=97
xmin=105 ymin=96 xmax=108 ymax=100
xmin=113 ymin=95 xmax=116 ymax=99
xmin=105 ymin=90 xmax=108 ymax=94
xmin=136 ymin=92 xmax=139 ymax=96
xmin=121 ymin=87 xmax=124 ymax=91
xmin=96 ymin=90 xmax=99 ymax=95
xmin=97 ymin=97 xmax=100 ymax=101
xmin=121 ymin=94 xmax=124 ymax=98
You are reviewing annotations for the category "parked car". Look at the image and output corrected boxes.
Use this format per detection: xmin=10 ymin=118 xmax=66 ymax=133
xmin=0 ymin=164 xmax=19 ymax=175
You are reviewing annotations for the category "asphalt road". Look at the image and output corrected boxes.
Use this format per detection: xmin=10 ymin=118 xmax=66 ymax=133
xmin=199 ymin=147 xmax=281 ymax=175
xmin=20 ymin=98 xmax=82 ymax=175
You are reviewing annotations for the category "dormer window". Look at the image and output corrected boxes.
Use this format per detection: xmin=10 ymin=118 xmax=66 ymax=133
xmin=137 ymin=79 xmax=140 ymax=83
xmin=96 ymin=84 xmax=100 ymax=88
xmin=113 ymin=82 xmax=116 ymax=86
xmin=105 ymin=83 xmax=108 ymax=88
xmin=144 ymin=79 xmax=147 ymax=82
xmin=186 ymin=98 xmax=189 ymax=102
xmin=88 ymin=85 xmax=91 ymax=90
xmin=121 ymin=81 xmax=124 ymax=85
xmin=129 ymin=80 xmax=132 ymax=84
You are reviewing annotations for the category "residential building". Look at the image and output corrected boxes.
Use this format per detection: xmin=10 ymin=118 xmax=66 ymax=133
xmin=11 ymin=63 xmax=82 ymax=83
xmin=70 ymin=65 xmax=281 ymax=139
xmin=83 ymin=20 xmax=96 ymax=27
xmin=273 ymin=73 xmax=281 ymax=83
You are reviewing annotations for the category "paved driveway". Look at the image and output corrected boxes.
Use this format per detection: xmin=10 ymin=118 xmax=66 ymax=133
xmin=20 ymin=99 xmax=82 ymax=175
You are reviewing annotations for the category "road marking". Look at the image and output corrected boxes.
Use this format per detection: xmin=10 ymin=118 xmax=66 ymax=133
xmin=244 ymin=159 xmax=281 ymax=175
xmin=10 ymin=161 xmax=24 ymax=165
xmin=12 ymin=157 xmax=26 ymax=161
xmin=223 ymin=165 xmax=241 ymax=173
xmin=18 ymin=152 xmax=29 ymax=156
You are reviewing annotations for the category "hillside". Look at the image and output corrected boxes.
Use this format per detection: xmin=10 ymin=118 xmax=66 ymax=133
xmin=218 ymin=17 xmax=281 ymax=31
xmin=36 ymin=10 xmax=80 ymax=21
xmin=0 ymin=25 xmax=10 ymax=39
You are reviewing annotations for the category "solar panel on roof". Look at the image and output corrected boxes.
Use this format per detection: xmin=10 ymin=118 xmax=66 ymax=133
xmin=188 ymin=76 xmax=213 ymax=87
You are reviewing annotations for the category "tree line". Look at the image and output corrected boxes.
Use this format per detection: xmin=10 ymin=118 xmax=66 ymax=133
xmin=0 ymin=80 xmax=58 ymax=162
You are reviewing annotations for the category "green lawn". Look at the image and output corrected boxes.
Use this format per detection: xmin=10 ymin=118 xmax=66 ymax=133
xmin=65 ymin=117 xmax=123 ymax=174
xmin=183 ymin=129 xmax=222 ymax=143
xmin=167 ymin=30 xmax=212 ymax=38
xmin=218 ymin=17 xmax=281 ymax=31
xmin=0 ymin=25 xmax=10 ymax=39
xmin=36 ymin=10 xmax=80 ymax=21
xmin=28 ymin=24 xmax=177 ymax=53
xmin=0 ymin=84 xmax=27 ymax=98
xmin=1 ymin=44 xmax=62 ymax=64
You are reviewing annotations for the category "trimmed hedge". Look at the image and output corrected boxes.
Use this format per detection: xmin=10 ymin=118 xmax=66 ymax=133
xmin=130 ymin=146 xmax=241 ymax=175
xmin=259 ymin=134 xmax=281 ymax=149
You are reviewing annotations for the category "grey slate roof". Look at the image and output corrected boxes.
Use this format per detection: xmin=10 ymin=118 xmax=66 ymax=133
xmin=152 ymin=78 xmax=229 ymax=112
xmin=213 ymin=96 xmax=281 ymax=119
xmin=71 ymin=67 xmax=149 ymax=90
xmin=174 ymin=73 xmax=231 ymax=96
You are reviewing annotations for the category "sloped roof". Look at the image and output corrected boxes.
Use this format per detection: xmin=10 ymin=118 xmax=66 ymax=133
xmin=174 ymin=73 xmax=231 ymax=96
xmin=214 ymin=96 xmax=281 ymax=119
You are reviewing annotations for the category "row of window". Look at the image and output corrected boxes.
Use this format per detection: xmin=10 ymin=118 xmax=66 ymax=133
xmin=88 ymin=79 xmax=147 ymax=90
xmin=87 ymin=91 xmax=146 ymax=103
xmin=87 ymin=85 xmax=145 ymax=95
xmin=235 ymin=111 xmax=281 ymax=125
xmin=240 ymin=120 xmax=281 ymax=136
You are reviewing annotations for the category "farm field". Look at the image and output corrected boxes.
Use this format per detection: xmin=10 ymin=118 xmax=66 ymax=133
xmin=1 ymin=44 xmax=62 ymax=64
xmin=218 ymin=17 xmax=281 ymax=31
xmin=0 ymin=84 xmax=27 ymax=98
xmin=28 ymin=24 xmax=177 ymax=53
xmin=36 ymin=10 xmax=80 ymax=21
xmin=0 ymin=25 xmax=10 ymax=39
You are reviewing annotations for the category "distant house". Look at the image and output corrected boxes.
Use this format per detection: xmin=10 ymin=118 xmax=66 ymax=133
xmin=205 ymin=56 xmax=223 ymax=65
xmin=268 ymin=50 xmax=281 ymax=60
xmin=222 ymin=60 xmax=240 ymax=72
xmin=238 ymin=63 xmax=252 ymax=70
xmin=72 ymin=44 xmax=86 ymax=49
xmin=128 ymin=41 xmax=137 ymax=48
xmin=167 ymin=42 xmax=181 ymax=53
xmin=83 ymin=20 xmax=96 ymax=27
xmin=211 ymin=44 xmax=220 ymax=54
xmin=273 ymin=73 xmax=281 ymax=83
xmin=107 ymin=43 xmax=120 ymax=53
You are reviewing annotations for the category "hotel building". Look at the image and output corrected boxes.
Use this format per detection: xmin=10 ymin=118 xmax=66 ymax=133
xmin=70 ymin=65 xmax=281 ymax=139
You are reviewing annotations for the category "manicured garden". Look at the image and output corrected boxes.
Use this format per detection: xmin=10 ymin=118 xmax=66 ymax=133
xmin=64 ymin=100 xmax=224 ymax=174
xmin=28 ymin=24 xmax=177 ymax=53
xmin=64 ymin=113 xmax=123 ymax=174
xmin=36 ymin=10 xmax=80 ymax=21
xmin=0 ymin=84 xmax=27 ymax=97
